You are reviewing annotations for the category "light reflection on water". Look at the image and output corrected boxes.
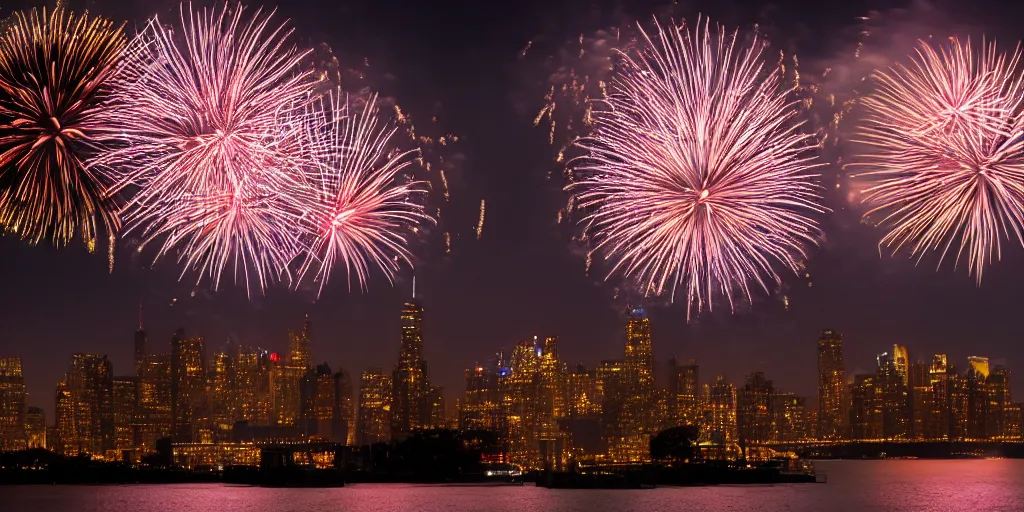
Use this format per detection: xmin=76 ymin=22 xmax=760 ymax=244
xmin=5 ymin=460 xmax=1024 ymax=512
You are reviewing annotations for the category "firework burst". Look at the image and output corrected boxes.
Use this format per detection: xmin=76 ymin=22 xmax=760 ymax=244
xmin=855 ymin=37 xmax=1024 ymax=283
xmin=572 ymin=18 xmax=823 ymax=318
xmin=296 ymin=92 xmax=431 ymax=296
xmin=0 ymin=7 xmax=125 ymax=248
xmin=101 ymin=3 xmax=316 ymax=294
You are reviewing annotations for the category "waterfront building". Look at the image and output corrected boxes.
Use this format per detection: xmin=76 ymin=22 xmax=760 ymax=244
xmin=702 ymin=375 xmax=737 ymax=447
xmin=0 ymin=357 xmax=27 ymax=451
xmin=849 ymin=374 xmax=882 ymax=440
xmin=171 ymin=330 xmax=206 ymax=443
xmin=357 ymin=368 xmax=392 ymax=445
xmin=669 ymin=358 xmax=701 ymax=428
xmin=504 ymin=338 xmax=542 ymax=468
xmin=877 ymin=348 xmax=910 ymax=439
xmin=771 ymin=393 xmax=807 ymax=442
xmin=111 ymin=376 xmax=137 ymax=460
xmin=59 ymin=354 xmax=113 ymax=456
xmin=737 ymin=372 xmax=774 ymax=444
xmin=817 ymin=330 xmax=847 ymax=440
xmin=136 ymin=353 xmax=172 ymax=453
xmin=618 ymin=307 xmax=655 ymax=462
xmin=25 ymin=406 xmax=45 ymax=449
xmin=392 ymin=300 xmax=430 ymax=440
xmin=333 ymin=369 xmax=356 ymax=445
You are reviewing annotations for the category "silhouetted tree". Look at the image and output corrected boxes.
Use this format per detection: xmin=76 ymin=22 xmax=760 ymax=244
xmin=650 ymin=425 xmax=699 ymax=465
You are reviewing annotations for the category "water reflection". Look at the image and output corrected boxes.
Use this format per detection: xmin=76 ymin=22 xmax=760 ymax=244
xmin=5 ymin=460 xmax=1024 ymax=512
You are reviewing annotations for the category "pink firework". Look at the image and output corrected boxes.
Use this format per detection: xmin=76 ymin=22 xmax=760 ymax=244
xmin=856 ymin=37 xmax=1024 ymax=283
xmin=296 ymin=92 xmax=430 ymax=296
xmin=572 ymin=18 xmax=823 ymax=318
xmin=101 ymin=3 xmax=316 ymax=294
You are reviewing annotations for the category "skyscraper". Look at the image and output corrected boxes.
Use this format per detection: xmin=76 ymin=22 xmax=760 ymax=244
xmin=849 ymin=374 xmax=882 ymax=440
xmin=54 ymin=380 xmax=75 ymax=455
xmin=171 ymin=329 xmax=206 ymax=443
xmin=877 ymin=348 xmax=910 ymax=439
xmin=136 ymin=353 xmax=172 ymax=452
xmin=737 ymin=371 xmax=774 ymax=444
xmin=966 ymin=356 xmax=989 ymax=439
xmin=25 ymin=406 xmax=45 ymax=449
xmin=393 ymin=300 xmax=429 ymax=439
xmin=927 ymin=354 xmax=951 ymax=440
xmin=504 ymin=339 xmax=542 ymax=468
xmin=619 ymin=307 xmax=655 ymax=462
xmin=0 ymin=357 xmax=27 ymax=451
xmin=333 ymin=369 xmax=356 ymax=445
xmin=134 ymin=304 xmax=147 ymax=373
xmin=771 ymin=393 xmax=807 ymax=442
xmin=112 ymin=376 xmax=137 ymax=460
xmin=817 ymin=329 xmax=847 ymax=440
xmin=357 ymin=368 xmax=392 ymax=445
xmin=702 ymin=376 xmax=737 ymax=454
xmin=988 ymin=364 xmax=1011 ymax=439
xmin=669 ymin=358 xmax=701 ymax=428
xmin=236 ymin=347 xmax=272 ymax=426
xmin=62 ymin=354 xmax=113 ymax=456
xmin=463 ymin=364 xmax=503 ymax=431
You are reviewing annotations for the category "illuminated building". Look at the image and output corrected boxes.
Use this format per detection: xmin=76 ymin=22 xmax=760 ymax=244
xmin=567 ymin=364 xmax=599 ymax=419
xmin=849 ymin=374 xmax=882 ymax=440
xmin=427 ymin=386 xmax=446 ymax=429
xmin=236 ymin=347 xmax=272 ymax=426
xmin=988 ymin=364 xmax=1011 ymax=439
xmin=136 ymin=353 xmax=171 ymax=453
xmin=771 ymin=393 xmax=807 ymax=442
xmin=615 ymin=307 xmax=655 ymax=463
xmin=536 ymin=337 xmax=568 ymax=469
xmin=357 ymin=368 xmax=392 ymax=445
xmin=701 ymin=376 xmax=737 ymax=448
xmin=25 ymin=406 xmax=45 ymax=449
xmin=909 ymin=361 xmax=930 ymax=439
xmin=111 ymin=376 xmax=137 ymax=460
xmin=299 ymin=363 xmax=335 ymax=440
xmin=737 ymin=372 xmax=774 ymax=444
xmin=172 ymin=442 xmax=260 ymax=469
xmin=877 ymin=348 xmax=910 ymax=439
xmin=927 ymin=354 xmax=951 ymax=440
xmin=274 ymin=318 xmax=313 ymax=429
xmin=54 ymin=380 xmax=75 ymax=455
xmin=597 ymin=359 xmax=626 ymax=461
xmin=463 ymin=364 xmax=502 ymax=431
xmin=288 ymin=317 xmax=312 ymax=369
xmin=0 ymin=357 xmax=27 ymax=451
xmin=1004 ymin=403 xmax=1022 ymax=441
xmin=134 ymin=304 xmax=146 ymax=374
xmin=669 ymin=358 xmax=700 ymax=428
xmin=171 ymin=329 xmax=206 ymax=443
xmin=948 ymin=365 xmax=969 ymax=440
xmin=393 ymin=300 xmax=430 ymax=440
xmin=504 ymin=339 xmax=542 ymax=468
xmin=965 ymin=356 xmax=989 ymax=439
xmin=333 ymin=369 xmax=356 ymax=445
xmin=816 ymin=329 xmax=847 ymax=440
xmin=804 ymin=409 xmax=818 ymax=440
xmin=61 ymin=354 xmax=113 ymax=456
xmin=208 ymin=347 xmax=238 ymax=442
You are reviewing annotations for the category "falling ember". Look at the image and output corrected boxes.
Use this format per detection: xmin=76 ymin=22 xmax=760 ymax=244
xmin=476 ymin=199 xmax=486 ymax=240
xmin=570 ymin=18 xmax=824 ymax=319
xmin=854 ymin=37 xmax=1024 ymax=283
xmin=444 ymin=232 xmax=451 ymax=254
xmin=108 ymin=234 xmax=115 ymax=273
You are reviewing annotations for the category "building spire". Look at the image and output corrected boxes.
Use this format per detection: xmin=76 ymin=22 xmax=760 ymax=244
xmin=412 ymin=275 xmax=416 ymax=300
xmin=138 ymin=302 xmax=144 ymax=331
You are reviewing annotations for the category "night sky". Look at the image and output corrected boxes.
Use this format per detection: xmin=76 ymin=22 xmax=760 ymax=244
xmin=2 ymin=0 xmax=1024 ymax=421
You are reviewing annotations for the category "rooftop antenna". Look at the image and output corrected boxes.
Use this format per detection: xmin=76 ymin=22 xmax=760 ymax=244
xmin=412 ymin=275 xmax=416 ymax=300
xmin=138 ymin=302 xmax=143 ymax=331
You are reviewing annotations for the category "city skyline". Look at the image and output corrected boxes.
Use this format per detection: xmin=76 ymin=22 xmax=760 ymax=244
xmin=3 ymin=0 xmax=1024 ymax=440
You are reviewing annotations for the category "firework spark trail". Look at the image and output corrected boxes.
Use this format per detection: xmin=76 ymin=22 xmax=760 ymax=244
xmin=855 ymin=37 xmax=1024 ymax=283
xmin=0 ymin=7 xmax=125 ymax=249
xmin=296 ymin=92 xmax=431 ymax=297
xmin=572 ymin=18 xmax=823 ymax=319
xmin=100 ymin=3 xmax=316 ymax=295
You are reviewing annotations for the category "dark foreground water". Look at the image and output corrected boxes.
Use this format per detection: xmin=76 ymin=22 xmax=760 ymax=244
xmin=5 ymin=460 xmax=1024 ymax=511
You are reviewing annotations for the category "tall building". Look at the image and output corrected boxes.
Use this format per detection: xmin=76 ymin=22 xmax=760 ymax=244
xmin=288 ymin=317 xmax=312 ymax=369
xmin=909 ymin=361 xmax=931 ymax=439
xmin=111 ymin=376 xmax=137 ymax=459
xmin=357 ymin=368 xmax=392 ymax=445
xmin=877 ymin=348 xmax=910 ymax=439
xmin=61 ymin=354 xmax=113 ymax=456
xmin=54 ymin=380 xmax=75 ymax=455
xmin=965 ymin=356 xmax=989 ymax=439
xmin=702 ymin=376 xmax=737 ymax=452
xmin=463 ymin=364 xmax=503 ymax=431
xmin=25 ymin=406 xmax=45 ymax=449
xmin=771 ymin=393 xmax=807 ymax=442
xmin=597 ymin=359 xmax=626 ymax=461
xmin=135 ymin=305 xmax=147 ymax=373
xmin=333 ymin=369 xmax=356 ymax=445
xmin=619 ymin=307 xmax=655 ymax=462
xmin=298 ymin=363 xmax=334 ymax=439
xmin=989 ymin=364 xmax=1011 ymax=439
xmin=0 ymin=357 xmax=27 ymax=451
xmin=927 ymin=354 xmax=951 ymax=440
xmin=849 ymin=374 xmax=882 ymax=440
xmin=567 ymin=364 xmax=600 ymax=419
xmin=669 ymin=358 xmax=700 ymax=428
xmin=392 ymin=301 xmax=429 ymax=439
xmin=136 ymin=353 xmax=172 ymax=453
xmin=208 ymin=347 xmax=238 ymax=442
xmin=504 ymin=339 xmax=542 ymax=468
xmin=817 ymin=330 xmax=847 ymax=440
xmin=171 ymin=330 xmax=206 ymax=443
xmin=737 ymin=372 xmax=774 ymax=444
xmin=236 ymin=347 xmax=272 ymax=426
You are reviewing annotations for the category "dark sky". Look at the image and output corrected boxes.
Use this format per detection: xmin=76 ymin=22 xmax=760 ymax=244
xmin=3 ymin=0 xmax=1024 ymax=421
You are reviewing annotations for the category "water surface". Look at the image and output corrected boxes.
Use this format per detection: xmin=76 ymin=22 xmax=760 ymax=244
xmin=5 ymin=460 xmax=1023 ymax=511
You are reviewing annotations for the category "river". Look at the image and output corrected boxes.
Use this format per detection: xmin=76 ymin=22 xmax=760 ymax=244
xmin=4 ymin=460 xmax=1024 ymax=511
